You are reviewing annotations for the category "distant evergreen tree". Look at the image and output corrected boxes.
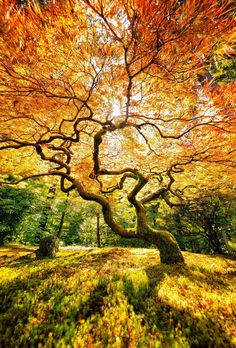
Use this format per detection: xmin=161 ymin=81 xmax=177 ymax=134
xmin=166 ymin=192 xmax=236 ymax=254
xmin=0 ymin=185 xmax=34 ymax=245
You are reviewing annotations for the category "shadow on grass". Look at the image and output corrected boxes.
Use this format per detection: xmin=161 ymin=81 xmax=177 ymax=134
xmin=124 ymin=281 xmax=233 ymax=347
xmin=207 ymin=252 xmax=236 ymax=261
xmin=145 ymin=260 xmax=236 ymax=291
xmin=72 ymin=247 xmax=132 ymax=265
xmin=0 ymin=249 xmax=235 ymax=347
xmin=0 ymin=251 xmax=36 ymax=267
xmin=0 ymin=244 xmax=36 ymax=252
xmin=77 ymin=279 xmax=108 ymax=320
xmin=0 ymin=274 xmax=110 ymax=347
xmin=121 ymin=265 xmax=235 ymax=347
xmin=4 ymin=250 xmax=93 ymax=273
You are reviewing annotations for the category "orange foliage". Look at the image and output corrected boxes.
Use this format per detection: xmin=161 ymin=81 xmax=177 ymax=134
xmin=0 ymin=0 xmax=235 ymax=197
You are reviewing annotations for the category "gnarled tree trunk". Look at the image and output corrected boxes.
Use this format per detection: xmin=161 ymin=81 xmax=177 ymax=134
xmin=75 ymin=179 xmax=185 ymax=264
xmin=142 ymin=228 xmax=184 ymax=264
xmin=133 ymin=194 xmax=184 ymax=264
xmin=104 ymin=195 xmax=184 ymax=264
xmin=135 ymin=211 xmax=184 ymax=264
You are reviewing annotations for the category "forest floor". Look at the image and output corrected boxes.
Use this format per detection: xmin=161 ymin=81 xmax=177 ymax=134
xmin=0 ymin=244 xmax=236 ymax=348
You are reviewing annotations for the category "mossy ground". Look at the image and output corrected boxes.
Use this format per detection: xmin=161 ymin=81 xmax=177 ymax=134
xmin=0 ymin=244 xmax=236 ymax=347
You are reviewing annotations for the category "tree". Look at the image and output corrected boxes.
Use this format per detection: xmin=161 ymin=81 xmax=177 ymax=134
xmin=35 ymin=184 xmax=56 ymax=243
xmin=0 ymin=0 xmax=235 ymax=263
xmin=0 ymin=185 xmax=34 ymax=245
xmin=165 ymin=192 xmax=236 ymax=254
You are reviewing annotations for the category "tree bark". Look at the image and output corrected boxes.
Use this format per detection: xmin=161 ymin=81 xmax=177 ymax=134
xmin=74 ymin=179 xmax=184 ymax=264
xmin=36 ymin=185 xmax=56 ymax=244
xmin=102 ymin=199 xmax=184 ymax=264
xmin=131 ymin=193 xmax=184 ymax=264
xmin=35 ymin=235 xmax=59 ymax=259
xmin=57 ymin=193 xmax=69 ymax=239
xmin=96 ymin=211 xmax=101 ymax=248
xmin=57 ymin=209 xmax=66 ymax=239
xmin=142 ymin=228 xmax=184 ymax=264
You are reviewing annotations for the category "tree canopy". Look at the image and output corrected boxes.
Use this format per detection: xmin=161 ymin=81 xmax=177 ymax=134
xmin=0 ymin=0 xmax=235 ymax=263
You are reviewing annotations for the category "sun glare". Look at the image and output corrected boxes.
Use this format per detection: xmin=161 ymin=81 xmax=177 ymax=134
xmin=111 ymin=100 xmax=121 ymax=118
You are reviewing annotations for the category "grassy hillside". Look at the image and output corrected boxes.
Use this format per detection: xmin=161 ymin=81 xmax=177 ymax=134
xmin=0 ymin=245 xmax=236 ymax=347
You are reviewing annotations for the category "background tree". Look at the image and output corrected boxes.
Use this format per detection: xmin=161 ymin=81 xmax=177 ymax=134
xmin=165 ymin=192 xmax=236 ymax=254
xmin=34 ymin=184 xmax=56 ymax=243
xmin=0 ymin=184 xmax=34 ymax=245
xmin=0 ymin=0 xmax=235 ymax=263
xmin=59 ymin=200 xmax=151 ymax=248
xmin=16 ymin=179 xmax=59 ymax=245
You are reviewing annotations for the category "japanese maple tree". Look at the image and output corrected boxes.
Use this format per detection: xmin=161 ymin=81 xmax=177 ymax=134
xmin=0 ymin=0 xmax=235 ymax=263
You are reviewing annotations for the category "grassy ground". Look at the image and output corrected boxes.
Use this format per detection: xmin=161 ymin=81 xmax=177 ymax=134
xmin=0 ymin=245 xmax=236 ymax=348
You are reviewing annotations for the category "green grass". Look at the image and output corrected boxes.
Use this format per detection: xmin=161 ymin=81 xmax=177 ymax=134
xmin=0 ymin=245 xmax=236 ymax=347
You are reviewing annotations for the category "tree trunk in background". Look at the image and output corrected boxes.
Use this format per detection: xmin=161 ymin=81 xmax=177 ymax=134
xmin=96 ymin=211 xmax=101 ymax=248
xmin=151 ymin=203 xmax=159 ymax=228
xmin=191 ymin=240 xmax=196 ymax=253
xmin=174 ymin=212 xmax=186 ymax=251
xmin=221 ymin=230 xmax=235 ymax=254
xmin=56 ymin=193 xmax=69 ymax=240
xmin=207 ymin=227 xmax=224 ymax=254
xmin=35 ymin=235 xmax=59 ymax=259
xmin=0 ymin=236 xmax=5 ymax=246
xmin=57 ymin=209 xmax=66 ymax=239
xmin=36 ymin=185 xmax=56 ymax=244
